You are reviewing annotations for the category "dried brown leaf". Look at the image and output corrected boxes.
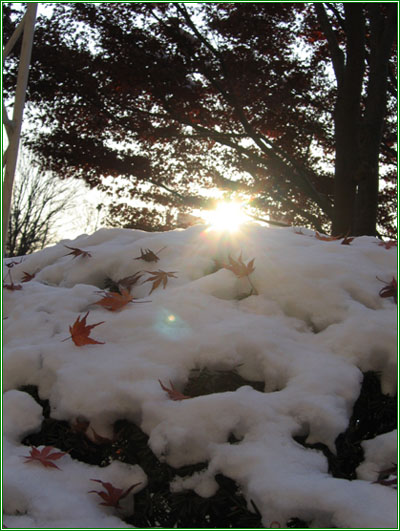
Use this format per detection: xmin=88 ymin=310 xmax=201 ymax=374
xmin=144 ymin=270 xmax=177 ymax=294
xmin=222 ymin=253 xmax=255 ymax=278
xmin=117 ymin=271 xmax=143 ymax=291
xmin=63 ymin=245 xmax=92 ymax=259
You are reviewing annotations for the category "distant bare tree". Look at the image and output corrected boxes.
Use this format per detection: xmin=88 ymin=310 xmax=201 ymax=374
xmin=6 ymin=153 xmax=77 ymax=257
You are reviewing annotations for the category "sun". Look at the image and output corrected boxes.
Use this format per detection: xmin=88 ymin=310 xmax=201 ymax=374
xmin=203 ymin=201 xmax=249 ymax=232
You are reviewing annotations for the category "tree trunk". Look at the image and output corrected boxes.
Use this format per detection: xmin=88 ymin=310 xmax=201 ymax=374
xmin=352 ymin=4 xmax=397 ymax=236
xmin=331 ymin=5 xmax=365 ymax=236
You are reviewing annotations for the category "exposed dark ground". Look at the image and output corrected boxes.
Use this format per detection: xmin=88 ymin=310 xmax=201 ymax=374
xmin=20 ymin=370 xmax=397 ymax=528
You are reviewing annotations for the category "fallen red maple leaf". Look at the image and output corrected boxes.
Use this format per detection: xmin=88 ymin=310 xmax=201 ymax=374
xmin=159 ymin=379 xmax=191 ymax=401
xmin=341 ymin=236 xmax=355 ymax=245
xmin=63 ymin=312 xmax=105 ymax=346
xmin=117 ymin=271 xmax=143 ymax=292
xmin=378 ymin=277 xmax=397 ymax=303
xmin=94 ymin=289 xmax=136 ymax=312
xmin=89 ymin=479 xmax=141 ymax=508
xmin=222 ymin=253 xmax=255 ymax=278
xmin=378 ymin=240 xmax=397 ymax=250
xmin=21 ymin=271 xmax=35 ymax=282
xmin=63 ymin=245 xmax=92 ymax=259
xmin=22 ymin=446 xmax=67 ymax=470
xmin=134 ymin=247 xmax=166 ymax=262
xmin=3 ymin=282 xmax=22 ymax=291
xmin=314 ymin=231 xmax=342 ymax=241
xmin=144 ymin=270 xmax=177 ymax=294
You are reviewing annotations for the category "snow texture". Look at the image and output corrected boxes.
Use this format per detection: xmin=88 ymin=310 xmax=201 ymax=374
xmin=2 ymin=224 xmax=397 ymax=528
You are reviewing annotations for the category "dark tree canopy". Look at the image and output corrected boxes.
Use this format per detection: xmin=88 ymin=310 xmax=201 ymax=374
xmin=3 ymin=3 xmax=397 ymax=237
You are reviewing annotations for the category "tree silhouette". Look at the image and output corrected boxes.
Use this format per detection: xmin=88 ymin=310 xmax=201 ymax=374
xmin=6 ymin=153 xmax=76 ymax=257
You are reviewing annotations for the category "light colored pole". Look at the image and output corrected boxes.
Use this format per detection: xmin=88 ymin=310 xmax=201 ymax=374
xmin=2 ymin=3 xmax=37 ymax=251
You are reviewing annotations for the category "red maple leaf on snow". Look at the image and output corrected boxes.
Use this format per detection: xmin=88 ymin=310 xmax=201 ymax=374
xmin=377 ymin=240 xmax=397 ymax=250
xmin=22 ymin=271 xmax=35 ymax=282
xmin=89 ymin=479 xmax=141 ymax=508
xmin=3 ymin=282 xmax=22 ymax=291
xmin=378 ymin=277 xmax=397 ymax=303
xmin=314 ymin=231 xmax=342 ymax=241
xmin=159 ymin=379 xmax=191 ymax=401
xmin=63 ymin=312 xmax=105 ymax=346
xmin=63 ymin=245 xmax=92 ymax=259
xmin=22 ymin=446 xmax=67 ymax=469
xmin=94 ymin=289 xmax=136 ymax=312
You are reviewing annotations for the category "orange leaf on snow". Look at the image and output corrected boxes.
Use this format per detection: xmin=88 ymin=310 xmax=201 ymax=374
xmin=222 ymin=253 xmax=255 ymax=278
xmin=64 ymin=312 xmax=105 ymax=346
xmin=94 ymin=289 xmax=136 ymax=312
xmin=144 ymin=270 xmax=177 ymax=294
xmin=89 ymin=479 xmax=141 ymax=508
xmin=159 ymin=379 xmax=191 ymax=401
xmin=63 ymin=245 xmax=92 ymax=259
xmin=22 ymin=446 xmax=67 ymax=470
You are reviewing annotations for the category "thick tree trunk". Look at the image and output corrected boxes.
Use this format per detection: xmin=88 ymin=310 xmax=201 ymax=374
xmin=319 ymin=4 xmax=396 ymax=237
xmin=331 ymin=5 xmax=365 ymax=236
xmin=352 ymin=4 xmax=397 ymax=236
xmin=332 ymin=90 xmax=360 ymax=235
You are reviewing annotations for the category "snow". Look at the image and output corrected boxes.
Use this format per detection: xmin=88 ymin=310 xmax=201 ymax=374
xmin=2 ymin=223 xmax=397 ymax=528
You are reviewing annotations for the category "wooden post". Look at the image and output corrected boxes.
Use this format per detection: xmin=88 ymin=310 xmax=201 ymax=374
xmin=2 ymin=3 xmax=37 ymax=251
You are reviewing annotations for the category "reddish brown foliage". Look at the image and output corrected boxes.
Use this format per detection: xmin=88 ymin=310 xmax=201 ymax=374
xmin=159 ymin=380 xmax=191 ymax=401
xmin=89 ymin=479 xmax=141 ymax=508
xmin=64 ymin=312 xmax=105 ymax=346
xmin=134 ymin=247 xmax=166 ymax=262
xmin=21 ymin=272 xmax=35 ymax=282
xmin=117 ymin=272 xmax=143 ymax=292
xmin=23 ymin=446 xmax=67 ymax=470
xmin=94 ymin=289 xmax=136 ymax=312
xmin=144 ymin=270 xmax=177 ymax=294
xmin=314 ymin=231 xmax=342 ymax=242
xmin=3 ymin=282 xmax=22 ymax=291
xmin=222 ymin=254 xmax=255 ymax=278
xmin=378 ymin=240 xmax=397 ymax=250
xmin=378 ymin=277 xmax=397 ymax=303
xmin=63 ymin=245 xmax=92 ymax=259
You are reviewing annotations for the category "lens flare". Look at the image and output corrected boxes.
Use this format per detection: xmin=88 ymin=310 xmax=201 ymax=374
xmin=203 ymin=201 xmax=248 ymax=232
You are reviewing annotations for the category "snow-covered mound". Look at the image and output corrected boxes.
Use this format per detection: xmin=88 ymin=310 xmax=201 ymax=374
xmin=3 ymin=224 xmax=397 ymax=528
